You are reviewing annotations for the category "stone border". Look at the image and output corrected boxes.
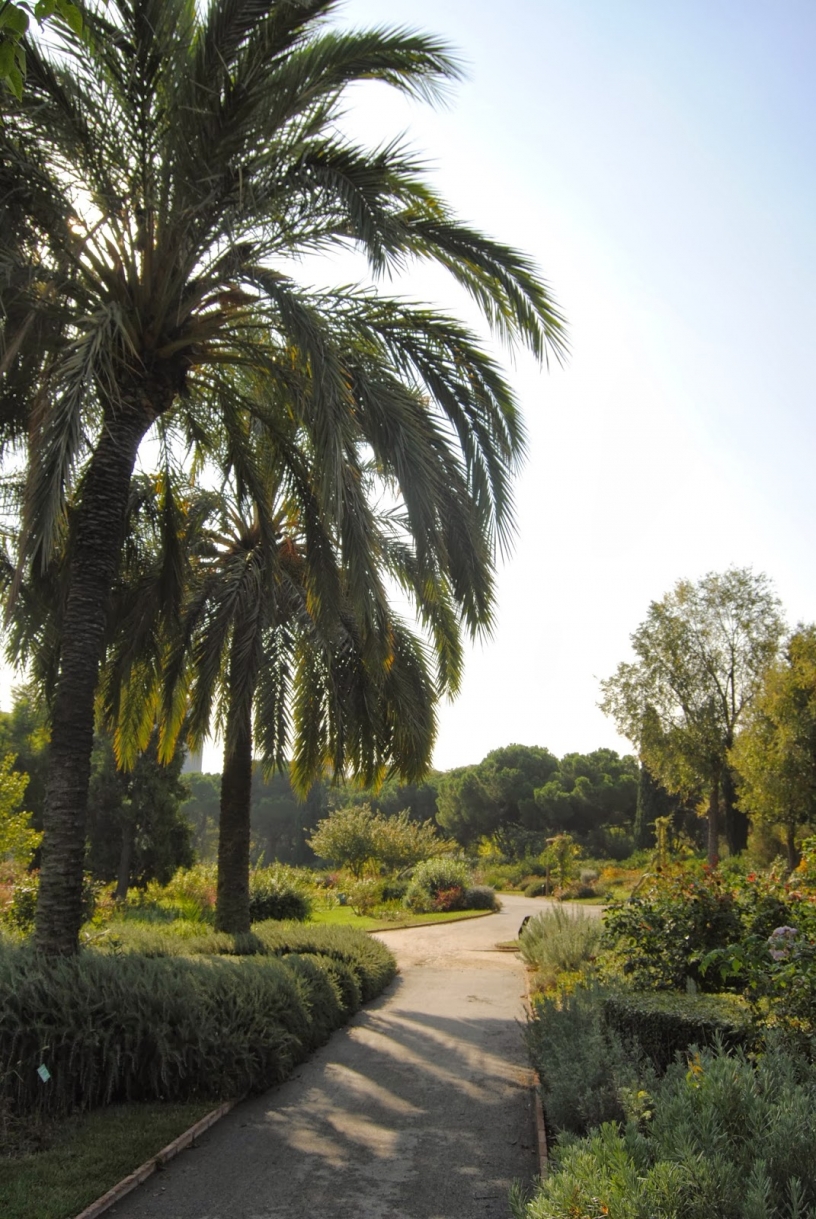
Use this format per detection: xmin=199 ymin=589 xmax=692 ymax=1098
xmin=73 ymin=1098 xmax=241 ymax=1219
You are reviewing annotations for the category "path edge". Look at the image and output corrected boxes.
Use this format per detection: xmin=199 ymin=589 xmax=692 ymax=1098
xmin=72 ymin=1097 xmax=242 ymax=1219
xmin=522 ymin=970 xmax=549 ymax=1179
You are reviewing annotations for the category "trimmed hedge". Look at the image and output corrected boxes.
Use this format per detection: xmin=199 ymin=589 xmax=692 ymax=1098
xmin=602 ymin=990 xmax=753 ymax=1072
xmin=0 ymin=924 xmax=395 ymax=1119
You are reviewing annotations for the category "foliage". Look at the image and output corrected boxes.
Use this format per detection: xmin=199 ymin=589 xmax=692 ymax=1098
xmin=0 ymin=925 xmax=395 ymax=1117
xmin=463 ymin=885 xmax=501 ymax=910
xmin=248 ymin=866 xmax=311 ymax=923
xmin=0 ymin=753 xmax=40 ymax=867
xmin=525 ymin=984 xmax=648 ymax=1137
xmin=0 ymin=1 xmax=81 ymax=98
xmin=436 ymin=745 xmax=559 ymax=848
xmin=0 ymin=688 xmax=49 ymax=831
xmin=600 ymin=568 xmax=785 ymax=859
xmin=540 ymin=833 xmax=581 ymax=891
xmin=307 ymin=803 xmax=452 ymax=878
xmin=437 ymin=745 xmax=640 ymax=858
xmin=403 ymin=855 xmax=471 ymax=912
xmin=514 ymin=1043 xmax=816 ymax=1219
xmin=519 ymin=906 xmax=603 ymax=992
xmin=602 ymin=870 xmax=745 ymax=991
xmin=2 ymin=0 xmax=565 ymax=957
xmin=602 ymin=990 xmax=752 ymax=1072
xmin=5 ymin=870 xmax=98 ymax=931
xmin=534 ymin=750 xmax=639 ymax=848
xmin=731 ymin=625 xmax=816 ymax=869
xmin=85 ymin=732 xmax=193 ymax=896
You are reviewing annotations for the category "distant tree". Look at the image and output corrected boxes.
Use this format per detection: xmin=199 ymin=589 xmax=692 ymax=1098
xmin=250 ymin=768 xmax=327 ymax=867
xmin=0 ymin=686 xmax=49 ymax=830
xmin=307 ymin=803 xmax=453 ymax=877
xmin=0 ymin=753 xmax=40 ymax=867
xmin=436 ymin=744 xmax=558 ymax=852
xmin=329 ymin=775 xmax=440 ymax=824
xmin=85 ymin=732 xmax=193 ymax=900
xmin=731 ymin=626 xmax=816 ymax=871
xmin=534 ymin=749 xmax=638 ymax=852
xmin=600 ymin=569 xmax=784 ymax=864
xmin=178 ymin=773 xmax=221 ymax=862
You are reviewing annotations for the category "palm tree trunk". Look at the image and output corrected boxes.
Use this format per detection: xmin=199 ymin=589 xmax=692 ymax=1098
xmin=34 ymin=408 xmax=151 ymax=955
xmin=215 ymin=696 xmax=254 ymax=935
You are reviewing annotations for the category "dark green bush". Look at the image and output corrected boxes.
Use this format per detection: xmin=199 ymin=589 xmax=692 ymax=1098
xmin=602 ymin=990 xmax=753 ymax=1073
xmin=248 ymin=871 xmax=311 ymax=922
xmin=464 ymin=885 xmax=500 ymax=910
xmin=524 ymin=879 xmax=549 ymax=898
xmin=0 ymin=925 xmax=395 ymax=1118
xmin=404 ymin=857 xmax=470 ymax=912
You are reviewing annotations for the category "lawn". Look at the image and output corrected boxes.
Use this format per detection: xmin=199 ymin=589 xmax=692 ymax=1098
xmin=0 ymin=1102 xmax=213 ymax=1219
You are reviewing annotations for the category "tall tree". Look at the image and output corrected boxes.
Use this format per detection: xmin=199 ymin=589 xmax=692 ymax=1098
xmin=600 ymin=568 xmax=784 ymax=864
xmin=0 ymin=1 xmax=565 ymax=953
xmin=731 ymin=625 xmax=816 ymax=871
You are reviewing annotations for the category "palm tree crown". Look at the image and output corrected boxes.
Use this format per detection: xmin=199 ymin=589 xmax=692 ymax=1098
xmin=1 ymin=0 xmax=566 ymax=954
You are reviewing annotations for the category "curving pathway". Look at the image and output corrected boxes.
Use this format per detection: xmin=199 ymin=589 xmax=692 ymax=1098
xmin=110 ymin=894 xmax=553 ymax=1219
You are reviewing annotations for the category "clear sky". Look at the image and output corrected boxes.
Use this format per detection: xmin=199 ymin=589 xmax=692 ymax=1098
xmin=4 ymin=1 xmax=815 ymax=777
xmin=318 ymin=0 xmax=816 ymax=773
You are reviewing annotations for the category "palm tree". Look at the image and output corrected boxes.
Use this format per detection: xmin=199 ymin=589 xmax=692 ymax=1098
xmin=1 ymin=0 xmax=567 ymax=955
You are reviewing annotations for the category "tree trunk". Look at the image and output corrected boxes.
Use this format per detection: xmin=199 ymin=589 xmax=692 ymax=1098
xmin=115 ymin=819 xmax=133 ymax=903
xmin=786 ymin=822 xmax=800 ymax=873
xmin=707 ymin=772 xmax=720 ymax=868
xmin=34 ymin=407 xmax=153 ymax=955
xmin=215 ymin=698 xmax=254 ymax=935
xmin=722 ymin=766 xmax=749 ymax=855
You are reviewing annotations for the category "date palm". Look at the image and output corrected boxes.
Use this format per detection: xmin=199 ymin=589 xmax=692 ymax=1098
xmin=1 ymin=0 xmax=566 ymax=954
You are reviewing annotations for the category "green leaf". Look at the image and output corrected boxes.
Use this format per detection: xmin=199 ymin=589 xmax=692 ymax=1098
xmin=57 ymin=2 xmax=82 ymax=34
xmin=35 ymin=0 xmax=58 ymax=19
xmin=0 ymin=5 xmax=29 ymax=35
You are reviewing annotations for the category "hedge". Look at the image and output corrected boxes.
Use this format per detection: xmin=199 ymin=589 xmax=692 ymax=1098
xmin=0 ymin=924 xmax=395 ymax=1119
xmin=602 ymin=990 xmax=753 ymax=1072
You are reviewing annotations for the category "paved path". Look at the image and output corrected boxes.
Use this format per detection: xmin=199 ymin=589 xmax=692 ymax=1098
xmin=111 ymin=894 xmax=549 ymax=1219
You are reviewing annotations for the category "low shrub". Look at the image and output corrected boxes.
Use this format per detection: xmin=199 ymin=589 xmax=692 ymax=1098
xmin=602 ymin=990 xmax=753 ymax=1073
xmin=249 ymin=866 xmax=311 ymax=923
xmin=526 ymin=984 xmax=649 ymax=1137
xmin=0 ymin=925 xmax=395 ymax=1119
xmin=523 ymin=879 xmax=550 ymax=898
xmin=513 ymin=1042 xmax=816 ymax=1219
xmin=404 ymin=857 xmax=470 ymax=912
xmin=519 ymin=906 xmax=602 ymax=991
xmin=464 ymin=885 xmax=501 ymax=911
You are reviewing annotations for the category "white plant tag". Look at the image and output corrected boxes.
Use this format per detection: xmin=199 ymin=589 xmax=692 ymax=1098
xmin=37 ymin=1064 xmax=51 ymax=1083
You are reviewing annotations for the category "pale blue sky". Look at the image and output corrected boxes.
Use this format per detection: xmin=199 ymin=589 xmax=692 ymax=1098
xmin=323 ymin=0 xmax=816 ymax=771
xmin=4 ymin=2 xmax=815 ymax=777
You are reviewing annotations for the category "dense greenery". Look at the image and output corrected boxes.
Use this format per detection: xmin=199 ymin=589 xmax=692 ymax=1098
xmin=0 ymin=922 xmax=395 ymax=1119
xmin=601 ymin=568 xmax=785 ymax=861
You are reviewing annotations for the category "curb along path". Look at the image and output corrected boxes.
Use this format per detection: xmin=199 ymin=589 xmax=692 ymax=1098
xmin=107 ymin=895 xmax=547 ymax=1219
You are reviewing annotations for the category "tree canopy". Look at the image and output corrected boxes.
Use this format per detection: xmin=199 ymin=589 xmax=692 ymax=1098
xmin=600 ymin=567 xmax=785 ymax=862
xmin=731 ymin=625 xmax=816 ymax=870
xmin=0 ymin=0 xmax=565 ymax=953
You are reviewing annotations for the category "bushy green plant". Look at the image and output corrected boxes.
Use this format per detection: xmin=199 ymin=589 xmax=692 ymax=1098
xmin=464 ymin=885 xmax=500 ymax=910
xmin=525 ymin=984 xmax=649 ymax=1136
xmin=519 ymin=906 xmax=602 ymax=991
xmin=404 ymin=857 xmax=471 ymax=912
xmin=513 ymin=1043 xmax=816 ymax=1219
xmin=249 ymin=866 xmax=311 ymax=922
xmin=602 ymin=870 xmax=744 ymax=990
xmin=602 ymin=990 xmax=753 ymax=1073
xmin=0 ymin=925 xmax=395 ymax=1118
xmin=5 ymin=872 xmax=99 ymax=931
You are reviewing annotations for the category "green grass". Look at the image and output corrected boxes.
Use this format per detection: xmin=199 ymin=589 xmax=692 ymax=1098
xmin=0 ymin=1102 xmax=213 ymax=1219
xmin=309 ymin=906 xmax=496 ymax=931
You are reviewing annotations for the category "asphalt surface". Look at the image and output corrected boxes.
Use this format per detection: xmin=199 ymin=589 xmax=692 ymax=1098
xmin=110 ymin=894 xmax=552 ymax=1219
